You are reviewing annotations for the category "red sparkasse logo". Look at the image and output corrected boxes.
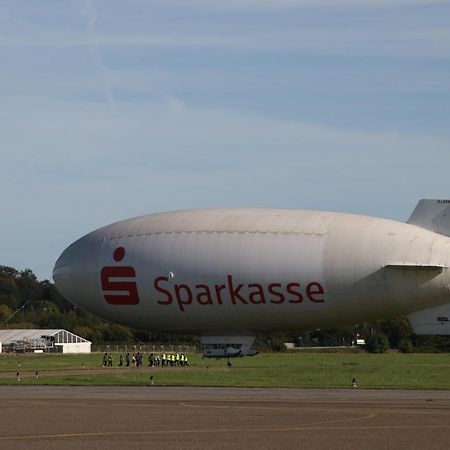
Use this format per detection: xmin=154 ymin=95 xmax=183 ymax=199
xmin=100 ymin=247 xmax=326 ymax=310
xmin=154 ymin=275 xmax=325 ymax=312
xmin=101 ymin=247 xmax=140 ymax=305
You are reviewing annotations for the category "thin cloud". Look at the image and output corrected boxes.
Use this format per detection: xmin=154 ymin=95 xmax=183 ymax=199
xmin=81 ymin=0 xmax=115 ymax=110
xmin=148 ymin=0 xmax=449 ymax=11
xmin=1 ymin=28 xmax=449 ymax=60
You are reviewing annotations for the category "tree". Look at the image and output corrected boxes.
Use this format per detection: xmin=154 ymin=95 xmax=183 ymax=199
xmin=0 ymin=304 xmax=13 ymax=322
xmin=380 ymin=318 xmax=413 ymax=352
xmin=0 ymin=275 xmax=20 ymax=310
xmin=40 ymin=280 xmax=72 ymax=312
xmin=365 ymin=333 xmax=389 ymax=353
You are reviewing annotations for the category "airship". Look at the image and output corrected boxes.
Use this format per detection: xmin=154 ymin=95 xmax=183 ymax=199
xmin=53 ymin=199 xmax=450 ymax=358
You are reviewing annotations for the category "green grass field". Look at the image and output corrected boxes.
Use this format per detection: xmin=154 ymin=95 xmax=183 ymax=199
xmin=1 ymin=351 xmax=450 ymax=389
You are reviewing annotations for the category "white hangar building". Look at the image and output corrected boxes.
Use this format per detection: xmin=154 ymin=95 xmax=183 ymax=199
xmin=0 ymin=329 xmax=91 ymax=354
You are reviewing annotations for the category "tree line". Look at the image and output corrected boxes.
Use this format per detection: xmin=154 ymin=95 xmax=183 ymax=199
xmin=0 ymin=265 xmax=449 ymax=352
xmin=0 ymin=265 xmax=197 ymax=346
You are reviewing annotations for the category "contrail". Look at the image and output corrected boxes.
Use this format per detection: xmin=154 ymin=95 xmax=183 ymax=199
xmin=83 ymin=0 xmax=115 ymax=110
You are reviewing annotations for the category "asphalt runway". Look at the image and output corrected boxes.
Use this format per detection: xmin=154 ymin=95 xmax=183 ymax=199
xmin=0 ymin=386 xmax=450 ymax=450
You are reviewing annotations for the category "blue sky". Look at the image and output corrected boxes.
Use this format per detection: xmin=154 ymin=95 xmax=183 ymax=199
xmin=1 ymin=0 xmax=449 ymax=280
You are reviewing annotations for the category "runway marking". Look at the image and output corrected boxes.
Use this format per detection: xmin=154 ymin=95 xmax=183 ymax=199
xmin=3 ymin=398 xmax=450 ymax=417
xmin=180 ymin=405 xmax=378 ymax=427
xmin=1 ymin=424 xmax=450 ymax=441
xmin=102 ymin=401 xmax=450 ymax=417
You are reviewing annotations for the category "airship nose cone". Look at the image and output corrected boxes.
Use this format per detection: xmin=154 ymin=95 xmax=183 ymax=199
xmin=53 ymin=247 xmax=74 ymax=296
xmin=53 ymin=232 xmax=102 ymax=309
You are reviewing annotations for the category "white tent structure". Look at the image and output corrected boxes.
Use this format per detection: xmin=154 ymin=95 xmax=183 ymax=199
xmin=0 ymin=329 xmax=91 ymax=353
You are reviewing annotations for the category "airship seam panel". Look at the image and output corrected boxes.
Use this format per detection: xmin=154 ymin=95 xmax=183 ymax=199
xmin=102 ymin=231 xmax=327 ymax=240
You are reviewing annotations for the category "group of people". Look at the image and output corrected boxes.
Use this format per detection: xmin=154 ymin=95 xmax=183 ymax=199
xmin=156 ymin=353 xmax=189 ymax=367
xmin=102 ymin=353 xmax=113 ymax=367
xmin=120 ymin=352 xmax=145 ymax=367
xmin=102 ymin=352 xmax=189 ymax=368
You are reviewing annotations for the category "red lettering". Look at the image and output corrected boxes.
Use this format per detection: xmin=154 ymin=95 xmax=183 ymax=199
xmin=153 ymin=275 xmax=325 ymax=308
xmin=101 ymin=267 xmax=140 ymax=305
xmin=307 ymin=282 xmax=325 ymax=303
xmin=196 ymin=284 xmax=213 ymax=305
xmin=174 ymin=284 xmax=193 ymax=311
xmin=248 ymin=283 xmax=265 ymax=304
xmin=227 ymin=275 xmax=247 ymax=304
xmin=268 ymin=283 xmax=285 ymax=304
xmin=214 ymin=284 xmax=225 ymax=305
xmin=287 ymin=282 xmax=303 ymax=303
xmin=155 ymin=276 xmax=172 ymax=305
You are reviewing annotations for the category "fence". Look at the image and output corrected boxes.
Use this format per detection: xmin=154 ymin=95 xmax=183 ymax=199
xmin=93 ymin=344 xmax=198 ymax=354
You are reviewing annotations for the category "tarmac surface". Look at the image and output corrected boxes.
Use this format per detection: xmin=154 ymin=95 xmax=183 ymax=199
xmin=0 ymin=386 xmax=450 ymax=449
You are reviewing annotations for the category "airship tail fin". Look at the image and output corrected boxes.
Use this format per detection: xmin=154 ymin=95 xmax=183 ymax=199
xmin=408 ymin=199 xmax=450 ymax=237
xmin=407 ymin=303 xmax=450 ymax=335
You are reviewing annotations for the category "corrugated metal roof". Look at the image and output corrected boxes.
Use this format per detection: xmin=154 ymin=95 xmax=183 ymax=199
xmin=0 ymin=329 xmax=90 ymax=344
